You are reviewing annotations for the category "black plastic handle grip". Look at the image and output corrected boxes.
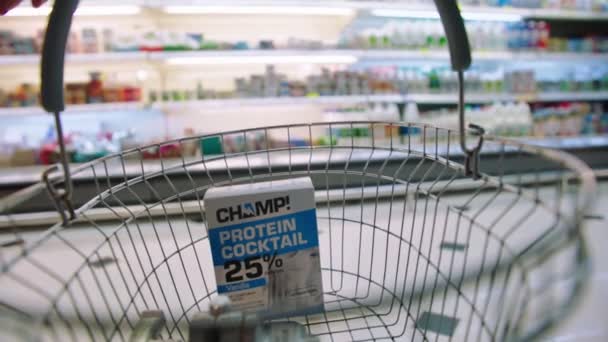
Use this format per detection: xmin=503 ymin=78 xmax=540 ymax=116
xmin=432 ymin=0 xmax=472 ymax=71
xmin=40 ymin=0 xmax=79 ymax=113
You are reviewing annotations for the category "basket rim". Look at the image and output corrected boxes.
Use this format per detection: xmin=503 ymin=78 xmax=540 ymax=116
xmin=1 ymin=121 xmax=597 ymax=216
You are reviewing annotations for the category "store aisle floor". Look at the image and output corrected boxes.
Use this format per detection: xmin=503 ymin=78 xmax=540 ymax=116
xmin=545 ymin=181 xmax=608 ymax=342
xmin=1 ymin=182 xmax=606 ymax=341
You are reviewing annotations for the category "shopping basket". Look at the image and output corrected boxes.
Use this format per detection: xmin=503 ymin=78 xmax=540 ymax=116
xmin=0 ymin=0 xmax=597 ymax=341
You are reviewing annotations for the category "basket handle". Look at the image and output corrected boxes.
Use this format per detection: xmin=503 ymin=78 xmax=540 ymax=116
xmin=432 ymin=0 xmax=482 ymax=178
xmin=39 ymin=0 xmax=80 ymax=224
xmin=432 ymin=0 xmax=471 ymax=72
xmin=41 ymin=0 xmax=79 ymax=113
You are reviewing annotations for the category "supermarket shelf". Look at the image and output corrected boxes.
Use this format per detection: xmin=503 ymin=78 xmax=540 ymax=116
xmin=158 ymin=95 xmax=404 ymax=109
xmin=7 ymin=1 xmax=608 ymax=21
xmin=467 ymin=51 xmax=607 ymax=62
xmin=411 ymin=91 xmax=608 ymax=104
xmin=535 ymin=91 xmax=608 ymax=102
xmin=366 ymin=3 xmax=608 ymax=21
xmin=159 ymin=91 xmax=608 ymax=109
xmin=0 ymin=135 xmax=606 ymax=188
xmin=515 ymin=8 xmax=608 ymax=20
xmin=461 ymin=5 xmax=608 ymax=21
xmin=0 ymin=55 xmax=40 ymax=66
xmin=159 ymin=50 xmax=608 ymax=64
xmin=158 ymin=1 xmax=608 ymax=21
xmin=66 ymin=52 xmax=148 ymax=63
xmin=0 ymin=102 xmax=142 ymax=117
xmin=2 ymin=91 xmax=607 ymax=116
xmin=527 ymin=135 xmax=608 ymax=149
xmin=0 ymin=52 xmax=148 ymax=66
xmin=1 ymin=50 xmax=606 ymax=67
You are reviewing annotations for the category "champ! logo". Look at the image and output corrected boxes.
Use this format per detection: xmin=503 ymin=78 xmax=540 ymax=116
xmin=216 ymin=196 xmax=290 ymax=223
xmin=242 ymin=202 xmax=256 ymax=218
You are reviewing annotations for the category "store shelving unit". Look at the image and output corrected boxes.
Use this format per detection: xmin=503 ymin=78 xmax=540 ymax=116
xmin=7 ymin=1 xmax=608 ymax=20
xmin=1 ymin=0 xmax=607 ymax=179
xmin=0 ymin=102 xmax=143 ymax=117
xmin=159 ymin=91 xmax=608 ymax=108
xmin=157 ymin=1 xmax=608 ymax=21
xmin=2 ymin=91 xmax=607 ymax=117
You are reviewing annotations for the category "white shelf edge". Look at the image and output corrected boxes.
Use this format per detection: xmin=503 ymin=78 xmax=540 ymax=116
xmin=1 ymin=50 xmax=606 ymax=67
xmin=2 ymin=92 xmax=607 ymax=117
xmin=67 ymin=52 xmax=148 ymax=63
xmin=159 ymin=91 xmax=608 ymax=109
xmin=156 ymin=1 xmax=608 ymax=20
xmin=0 ymin=52 xmax=148 ymax=66
xmin=0 ymin=54 xmax=40 ymax=66
xmin=6 ymin=2 xmax=608 ymax=20
xmin=451 ymin=4 xmax=608 ymax=20
xmin=0 ymin=102 xmax=143 ymax=117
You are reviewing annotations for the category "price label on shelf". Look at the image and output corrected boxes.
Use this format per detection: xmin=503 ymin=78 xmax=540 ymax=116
xmin=204 ymin=177 xmax=324 ymax=317
xmin=516 ymin=93 xmax=538 ymax=102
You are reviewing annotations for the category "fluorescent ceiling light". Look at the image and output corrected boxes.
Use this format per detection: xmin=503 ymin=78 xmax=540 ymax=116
xmin=371 ymin=9 xmax=439 ymax=19
xmin=371 ymin=9 xmax=522 ymax=22
xmin=461 ymin=12 xmax=522 ymax=21
xmin=5 ymin=6 xmax=50 ymax=16
xmin=163 ymin=5 xmax=354 ymax=16
xmin=6 ymin=5 xmax=140 ymax=16
xmin=75 ymin=6 xmax=141 ymax=16
xmin=166 ymin=55 xmax=358 ymax=65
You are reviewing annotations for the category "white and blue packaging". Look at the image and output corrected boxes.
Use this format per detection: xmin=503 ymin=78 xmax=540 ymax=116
xmin=204 ymin=177 xmax=324 ymax=317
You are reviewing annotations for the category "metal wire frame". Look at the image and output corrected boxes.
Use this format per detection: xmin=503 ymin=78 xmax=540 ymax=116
xmin=0 ymin=121 xmax=596 ymax=342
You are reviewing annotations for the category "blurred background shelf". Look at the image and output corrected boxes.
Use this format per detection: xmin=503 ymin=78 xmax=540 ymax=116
xmin=6 ymin=1 xmax=608 ymax=21
xmin=159 ymin=91 xmax=608 ymax=108
xmin=155 ymin=1 xmax=608 ymax=21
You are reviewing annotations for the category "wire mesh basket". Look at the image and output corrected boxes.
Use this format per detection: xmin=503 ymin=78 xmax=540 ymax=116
xmin=0 ymin=121 xmax=596 ymax=341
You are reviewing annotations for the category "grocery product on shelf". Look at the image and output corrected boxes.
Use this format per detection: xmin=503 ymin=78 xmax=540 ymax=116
xmin=1 ymin=14 xmax=607 ymax=57
xmin=0 ymin=30 xmax=41 ymax=55
xmin=0 ymin=84 xmax=38 ymax=107
xmin=64 ymin=73 xmax=141 ymax=105
xmin=532 ymin=101 xmax=608 ymax=136
xmin=420 ymin=102 xmax=534 ymax=138
xmin=3 ymin=63 xmax=605 ymax=111
xmin=1 ymin=99 xmax=606 ymax=167
xmin=413 ymin=0 xmax=606 ymax=11
xmin=326 ymin=101 xmax=533 ymax=141
xmin=505 ymin=70 xmax=536 ymax=93
xmin=149 ymin=64 xmax=608 ymax=104
xmin=85 ymin=72 xmax=104 ymax=103
xmin=340 ymin=17 xmax=608 ymax=53
xmin=313 ymin=100 xmax=604 ymax=150
xmin=0 ymin=72 xmax=141 ymax=108
xmin=315 ymin=100 xmax=603 ymax=144
xmin=0 ymin=27 xmax=294 ymax=55
xmin=414 ymin=100 xmax=607 ymax=139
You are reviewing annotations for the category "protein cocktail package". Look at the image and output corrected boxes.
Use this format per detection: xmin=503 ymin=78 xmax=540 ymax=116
xmin=204 ymin=177 xmax=324 ymax=317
